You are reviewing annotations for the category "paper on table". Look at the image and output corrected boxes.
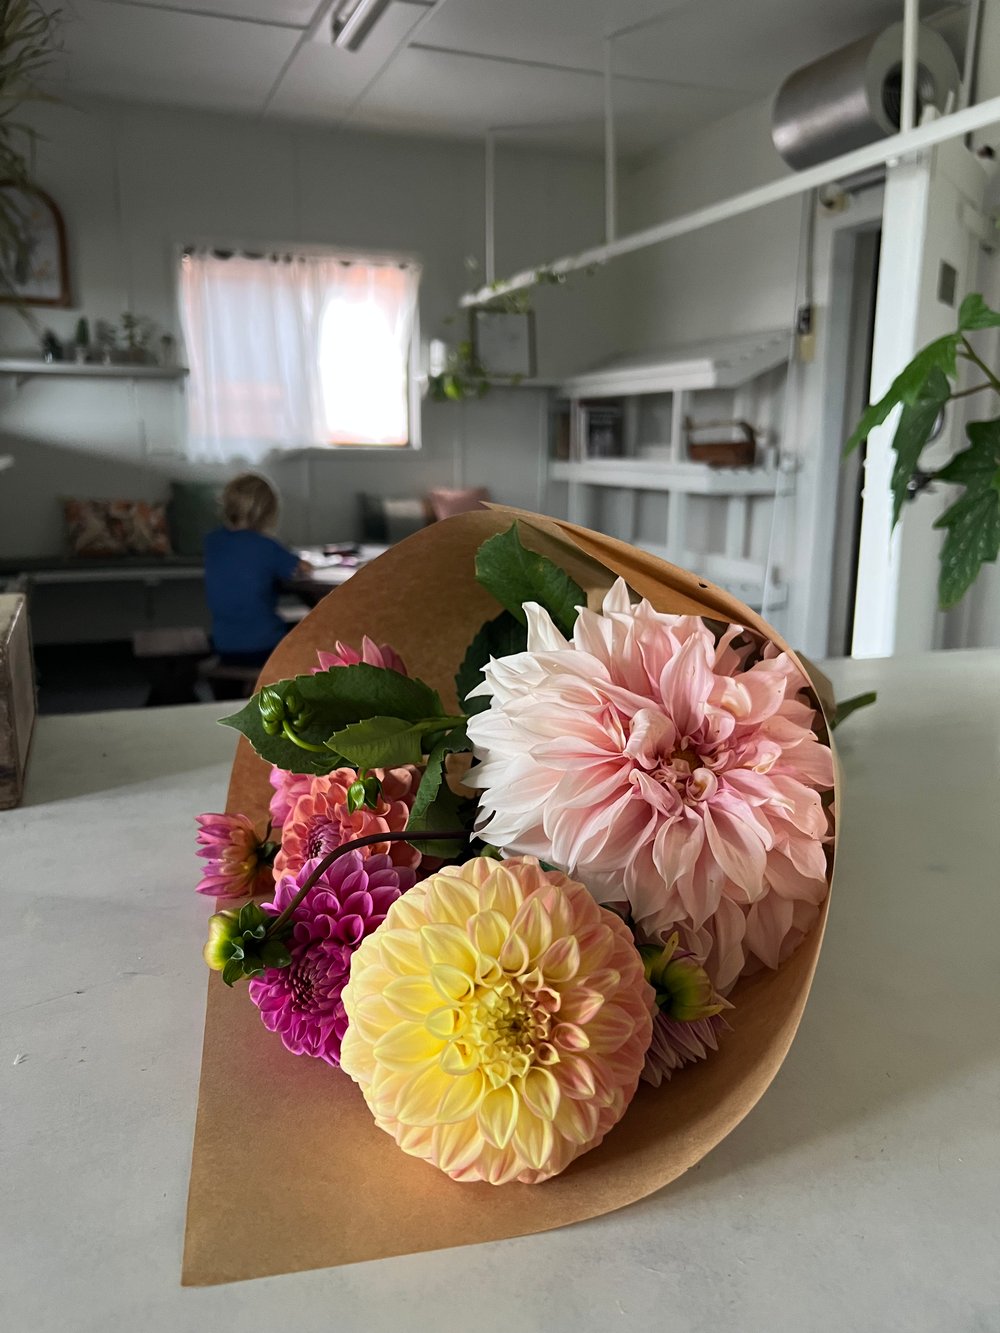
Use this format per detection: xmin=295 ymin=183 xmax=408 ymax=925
xmin=182 ymin=508 xmax=836 ymax=1286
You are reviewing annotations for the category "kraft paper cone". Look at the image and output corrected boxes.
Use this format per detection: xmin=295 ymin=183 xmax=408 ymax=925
xmin=182 ymin=509 xmax=836 ymax=1286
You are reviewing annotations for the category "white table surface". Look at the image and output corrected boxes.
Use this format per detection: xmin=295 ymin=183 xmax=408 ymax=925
xmin=3 ymin=651 xmax=999 ymax=1332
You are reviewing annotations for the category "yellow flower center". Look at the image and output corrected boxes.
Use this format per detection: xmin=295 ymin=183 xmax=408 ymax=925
xmin=469 ymin=982 xmax=554 ymax=1086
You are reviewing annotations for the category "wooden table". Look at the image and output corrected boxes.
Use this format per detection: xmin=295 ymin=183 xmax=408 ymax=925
xmin=3 ymin=652 xmax=998 ymax=1331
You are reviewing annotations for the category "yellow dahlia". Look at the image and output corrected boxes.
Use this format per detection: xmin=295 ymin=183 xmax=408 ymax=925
xmin=340 ymin=856 xmax=655 ymax=1185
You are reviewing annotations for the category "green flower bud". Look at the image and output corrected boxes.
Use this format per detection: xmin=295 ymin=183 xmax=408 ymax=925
xmin=639 ymin=933 xmax=726 ymax=1023
xmin=203 ymin=909 xmax=243 ymax=972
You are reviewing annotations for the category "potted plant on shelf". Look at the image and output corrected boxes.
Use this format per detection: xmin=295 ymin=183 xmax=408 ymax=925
xmin=120 ymin=311 xmax=157 ymax=364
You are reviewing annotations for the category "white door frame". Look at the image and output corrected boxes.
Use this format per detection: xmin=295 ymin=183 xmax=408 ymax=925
xmin=785 ymin=184 xmax=885 ymax=659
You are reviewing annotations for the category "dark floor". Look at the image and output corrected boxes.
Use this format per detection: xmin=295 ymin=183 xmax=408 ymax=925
xmin=34 ymin=640 xmax=215 ymax=714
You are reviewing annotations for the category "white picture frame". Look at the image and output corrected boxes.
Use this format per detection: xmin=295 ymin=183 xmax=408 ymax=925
xmin=470 ymin=308 xmax=536 ymax=380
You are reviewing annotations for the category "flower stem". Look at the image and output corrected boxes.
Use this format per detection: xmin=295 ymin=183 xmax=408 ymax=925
xmin=280 ymin=719 xmax=328 ymax=753
xmin=949 ymin=381 xmax=997 ymax=400
xmin=264 ymin=828 xmax=471 ymax=939
xmin=959 ymin=339 xmax=1000 ymax=395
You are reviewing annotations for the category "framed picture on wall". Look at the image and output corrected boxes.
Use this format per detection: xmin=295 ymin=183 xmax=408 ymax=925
xmin=470 ymin=307 xmax=536 ymax=380
xmin=0 ymin=184 xmax=70 ymax=307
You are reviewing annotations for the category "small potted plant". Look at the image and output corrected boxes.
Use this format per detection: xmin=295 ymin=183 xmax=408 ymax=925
xmin=74 ymin=317 xmax=90 ymax=364
xmin=94 ymin=319 xmax=118 ymax=365
xmin=120 ymin=311 xmax=156 ymax=365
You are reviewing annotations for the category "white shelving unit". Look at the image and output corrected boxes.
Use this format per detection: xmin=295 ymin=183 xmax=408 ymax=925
xmin=0 ymin=359 xmax=188 ymax=388
xmin=551 ymin=331 xmax=792 ymax=612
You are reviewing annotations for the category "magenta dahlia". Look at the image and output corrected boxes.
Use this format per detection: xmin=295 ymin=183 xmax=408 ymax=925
xmin=248 ymin=851 xmax=415 ymax=1066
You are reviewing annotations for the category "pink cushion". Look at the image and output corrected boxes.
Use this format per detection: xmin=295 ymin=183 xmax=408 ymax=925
xmin=426 ymin=487 xmax=491 ymax=521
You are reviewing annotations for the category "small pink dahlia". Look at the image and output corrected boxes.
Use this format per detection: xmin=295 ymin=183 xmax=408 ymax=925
xmin=273 ymin=766 xmax=422 ymax=881
xmin=639 ymin=931 xmax=731 ymax=1087
xmin=312 ymin=635 xmax=408 ymax=676
xmin=249 ymin=851 xmax=415 ymax=1065
xmin=466 ymin=579 xmax=834 ymax=992
xmin=194 ymin=812 xmax=273 ymax=898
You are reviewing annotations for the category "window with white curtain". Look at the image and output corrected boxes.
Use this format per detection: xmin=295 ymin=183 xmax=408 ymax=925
xmin=179 ymin=248 xmax=421 ymax=463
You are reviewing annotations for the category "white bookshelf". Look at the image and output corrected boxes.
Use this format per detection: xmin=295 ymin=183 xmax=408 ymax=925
xmin=550 ymin=331 xmax=792 ymax=613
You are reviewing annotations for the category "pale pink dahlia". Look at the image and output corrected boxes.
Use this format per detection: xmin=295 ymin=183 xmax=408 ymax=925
xmin=313 ymin=636 xmax=408 ymax=676
xmin=273 ymin=766 xmax=422 ymax=881
xmin=249 ymin=851 xmax=415 ymax=1065
xmin=195 ymin=812 xmax=273 ymax=898
xmin=340 ymin=855 xmax=655 ymax=1184
xmin=466 ymin=579 xmax=834 ymax=992
xmin=268 ymin=767 xmax=312 ymax=828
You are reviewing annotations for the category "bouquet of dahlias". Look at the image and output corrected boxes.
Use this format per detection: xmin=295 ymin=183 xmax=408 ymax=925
xmin=185 ymin=510 xmax=839 ymax=1279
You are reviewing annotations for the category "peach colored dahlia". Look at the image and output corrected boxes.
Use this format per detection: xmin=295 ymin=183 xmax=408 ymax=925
xmin=268 ymin=767 xmax=312 ymax=828
xmin=273 ymin=766 xmax=421 ymax=881
xmin=465 ymin=579 xmax=834 ymax=992
xmin=339 ymin=855 xmax=654 ymax=1185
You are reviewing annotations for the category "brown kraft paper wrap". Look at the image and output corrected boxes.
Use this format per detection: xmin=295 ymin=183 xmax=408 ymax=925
xmin=182 ymin=507 xmax=837 ymax=1286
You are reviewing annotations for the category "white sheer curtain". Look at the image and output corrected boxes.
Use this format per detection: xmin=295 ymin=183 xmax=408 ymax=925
xmin=179 ymin=250 xmax=421 ymax=463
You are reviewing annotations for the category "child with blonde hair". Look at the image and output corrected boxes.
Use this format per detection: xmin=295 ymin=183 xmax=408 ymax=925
xmin=204 ymin=473 xmax=310 ymax=672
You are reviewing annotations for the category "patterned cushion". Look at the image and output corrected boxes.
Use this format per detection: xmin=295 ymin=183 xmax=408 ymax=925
xmin=63 ymin=499 xmax=173 ymax=557
xmin=426 ymin=487 xmax=491 ymax=521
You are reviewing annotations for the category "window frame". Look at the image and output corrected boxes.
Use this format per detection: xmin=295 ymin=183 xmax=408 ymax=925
xmin=175 ymin=239 xmax=423 ymax=453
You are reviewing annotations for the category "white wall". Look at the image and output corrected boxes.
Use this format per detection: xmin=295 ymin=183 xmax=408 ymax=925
xmin=0 ymin=98 xmax=621 ymax=558
xmin=615 ymin=99 xmax=801 ymax=353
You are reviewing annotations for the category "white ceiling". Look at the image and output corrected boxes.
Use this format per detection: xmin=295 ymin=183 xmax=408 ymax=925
xmin=47 ymin=0 xmax=924 ymax=156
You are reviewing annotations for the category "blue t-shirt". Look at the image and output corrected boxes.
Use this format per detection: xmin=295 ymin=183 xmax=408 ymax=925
xmin=203 ymin=527 xmax=300 ymax=654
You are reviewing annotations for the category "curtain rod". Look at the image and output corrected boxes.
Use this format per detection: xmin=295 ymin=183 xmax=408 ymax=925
xmin=181 ymin=246 xmax=418 ymax=270
xmin=460 ymin=91 xmax=1000 ymax=308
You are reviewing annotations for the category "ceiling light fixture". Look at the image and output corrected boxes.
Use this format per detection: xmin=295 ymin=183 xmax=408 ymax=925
xmin=330 ymin=0 xmax=434 ymax=53
xmin=331 ymin=0 xmax=390 ymax=51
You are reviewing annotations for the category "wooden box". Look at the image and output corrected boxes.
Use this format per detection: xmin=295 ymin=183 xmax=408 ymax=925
xmin=0 ymin=595 xmax=37 ymax=809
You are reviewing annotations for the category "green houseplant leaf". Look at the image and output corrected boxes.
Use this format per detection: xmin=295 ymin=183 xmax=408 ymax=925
xmin=933 ymin=419 xmax=1000 ymax=608
xmin=889 ymin=367 xmax=950 ymax=527
xmin=475 ymin=523 xmax=584 ymax=637
xmin=844 ymin=333 xmax=961 ymax=455
xmin=957 ymin=293 xmax=1000 ymax=332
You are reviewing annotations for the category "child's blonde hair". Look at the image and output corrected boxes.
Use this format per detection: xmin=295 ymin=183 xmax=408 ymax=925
xmin=221 ymin=472 xmax=279 ymax=533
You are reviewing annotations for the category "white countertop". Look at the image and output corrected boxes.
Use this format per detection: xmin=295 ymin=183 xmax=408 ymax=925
xmin=3 ymin=652 xmax=999 ymax=1332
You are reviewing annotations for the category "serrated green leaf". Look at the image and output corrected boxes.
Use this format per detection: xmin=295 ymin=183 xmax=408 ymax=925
xmin=475 ymin=524 xmax=584 ymax=637
xmin=408 ymin=724 xmax=470 ymax=828
xmin=957 ymin=293 xmax=1000 ymax=331
xmin=935 ymin=419 xmax=1000 ymax=486
xmin=219 ymin=664 xmax=445 ymax=775
xmin=405 ymin=785 xmax=475 ymax=859
xmin=330 ymin=715 xmax=428 ymax=769
xmin=890 ymin=367 xmax=950 ymax=527
xmin=845 ymin=334 xmax=960 ymax=454
xmin=933 ymin=482 xmax=1000 ymax=607
xmin=455 ymin=611 xmax=527 ymax=713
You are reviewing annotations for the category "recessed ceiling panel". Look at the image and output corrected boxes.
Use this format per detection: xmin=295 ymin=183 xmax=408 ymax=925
xmin=267 ymin=3 xmax=432 ymax=119
xmin=94 ymin=0 xmax=321 ymax=25
xmin=415 ymin=0 xmax=696 ymax=78
xmin=613 ymin=0 xmax=909 ymax=92
xmin=48 ymin=0 xmax=301 ymax=111
xmin=343 ymin=44 xmax=753 ymax=154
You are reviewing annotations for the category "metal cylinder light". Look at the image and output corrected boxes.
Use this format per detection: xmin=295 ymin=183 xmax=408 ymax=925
xmin=772 ymin=21 xmax=961 ymax=171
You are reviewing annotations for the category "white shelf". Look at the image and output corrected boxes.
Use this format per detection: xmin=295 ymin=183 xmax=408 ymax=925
xmin=560 ymin=330 xmax=789 ymax=399
xmin=639 ymin=543 xmax=788 ymax=612
xmin=551 ymin=458 xmax=793 ymax=497
xmin=0 ymin=359 xmax=188 ymax=386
